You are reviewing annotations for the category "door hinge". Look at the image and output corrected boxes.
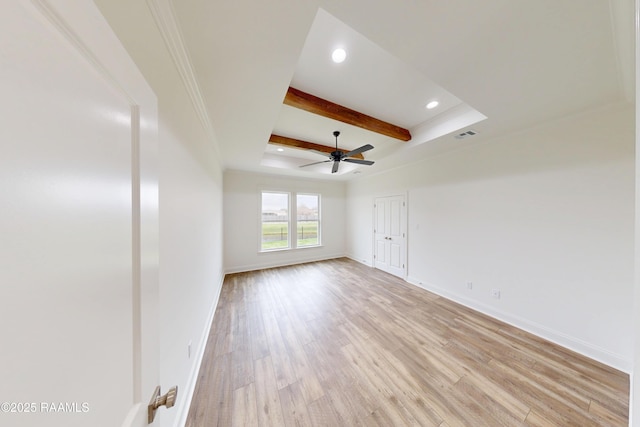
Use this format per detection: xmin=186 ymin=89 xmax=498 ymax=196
xmin=403 ymin=264 xmax=405 ymax=269
xmin=374 ymin=254 xmax=376 ymax=259
xmin=403 ymin=201 xmax=405 ymax=207
xmin=403 ymin=233 xmax=405 ymax=238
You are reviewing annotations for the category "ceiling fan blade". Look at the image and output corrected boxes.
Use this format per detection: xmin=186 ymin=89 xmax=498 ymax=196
xmin=299 ymin=159 xmax=331 ymax=168
xmin=343 ymin=158 xmax=375 ymax=166
xmin=344 ymin=144 xmax=374 ymax=158
xmin=331 ymin=160 xmax=340 ymax=173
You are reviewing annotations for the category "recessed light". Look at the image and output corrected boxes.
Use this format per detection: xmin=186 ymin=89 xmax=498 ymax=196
xmin=332 ymin=48 xmax=346 ymax=63
xmin=426 ymin=101 xmax=439 ymax=110
xmin=276 ymin=148 xmax=284 ymax=152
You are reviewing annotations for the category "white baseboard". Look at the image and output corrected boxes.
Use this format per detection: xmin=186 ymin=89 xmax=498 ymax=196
xmin=345 ymin=254 xmax=374 ymax=267
xmin=172 ymin=274 xmax=225 ymax=427
xmin=225 ymin=252 xmax=345 ymax=274
xmin=406 ymin=276 xmax=631 ymax=373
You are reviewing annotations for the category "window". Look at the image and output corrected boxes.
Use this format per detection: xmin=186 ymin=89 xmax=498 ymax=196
xmin=260 ymin=191 xmax=321 ymax=251
xmin=261 ymin=192 xmax=290 ymax=250
xmin=297 ymin=194 xmax=320 ymax=247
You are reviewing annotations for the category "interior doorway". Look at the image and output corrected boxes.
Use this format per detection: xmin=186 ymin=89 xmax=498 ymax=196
xmin=373 ymin=194 xmax=406 ymax=278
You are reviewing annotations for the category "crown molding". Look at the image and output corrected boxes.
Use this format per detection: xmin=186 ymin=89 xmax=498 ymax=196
xmin=146 ymin=0 xmax=221 ymax=158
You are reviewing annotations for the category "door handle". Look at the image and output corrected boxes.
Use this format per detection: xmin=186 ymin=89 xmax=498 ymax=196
xmin=148 ymin=385 xmax=178 ymax=423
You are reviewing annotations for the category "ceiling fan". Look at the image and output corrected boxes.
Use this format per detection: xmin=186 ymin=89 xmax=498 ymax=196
xmin=299 ymin=131 xmax=374 ymax=173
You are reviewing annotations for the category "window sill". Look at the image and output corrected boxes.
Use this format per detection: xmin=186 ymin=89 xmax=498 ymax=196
xmin=259 ymin=245 xmax=323 ymax=254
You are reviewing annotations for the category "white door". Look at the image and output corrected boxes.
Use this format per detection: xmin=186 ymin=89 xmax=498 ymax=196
xmin=374 ymin=195 xmax=406 ymax=278
xmin=0 ymin=2 xmax=159 ymax=427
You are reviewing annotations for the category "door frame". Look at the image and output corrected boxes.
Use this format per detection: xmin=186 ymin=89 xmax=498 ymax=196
xmin=372 ymin=191 xmax=408 ymax=279
xmin=29 ymin=1 xmax=159 ymax=425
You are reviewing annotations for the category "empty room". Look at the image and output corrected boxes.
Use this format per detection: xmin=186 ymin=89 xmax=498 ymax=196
xmin=1 ymin=1 xmax=638 ymax=427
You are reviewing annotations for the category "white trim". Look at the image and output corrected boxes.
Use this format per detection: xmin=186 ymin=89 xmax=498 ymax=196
xmin=259 ymin=190 xmax=292 ymax=251
xmin=406 ymin=276 xmax=631 ymax=373
xmin=146 ymin=0 xmax=221 ymax=158
xmin=372 ymin=192 xmax=408 ymax=280
xmin=259 ymin=190 xmax=322 ymax=252
xmin=120 ymin=403 xmax=145 ymax=427
xmin=259 ymin=245 xmax=324 ymax=254
xmin=631 ymin=0 xmax=640 ymax=424
xmin=296 ymin=192 xmax=322 ymax=248
xmin=225 ymin=254 xmax=345 ymax=275
xmin=346 ymin=254 xmax=374 ymax=267
xmin=172 ymin=274 xmax=225 ymax=427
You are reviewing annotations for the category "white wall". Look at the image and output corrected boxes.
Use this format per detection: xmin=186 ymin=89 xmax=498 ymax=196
xmin=224 ymin=170 xmax=346 ymax=273
xmin=347 ymin=103 xmax=635 ymax=371
xmin=157 ymin=112 xmax=223 ymax=427
xmin=95 ymin=2 xmax=224 ymax=426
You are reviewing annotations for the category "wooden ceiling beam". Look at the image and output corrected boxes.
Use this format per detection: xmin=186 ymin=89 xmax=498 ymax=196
xmin=283 ymin=87 xmax=411 ymax=141
xmin=269 ymin=134 xmax=365 ymax=159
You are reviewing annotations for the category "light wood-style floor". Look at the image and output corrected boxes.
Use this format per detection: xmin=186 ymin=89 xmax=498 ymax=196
xmin=185 ymin=258 xmax=629 ymax=426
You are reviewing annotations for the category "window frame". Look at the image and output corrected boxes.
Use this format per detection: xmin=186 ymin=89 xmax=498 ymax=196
xmin=259 ymin=190 xmax=322 ymax=252
xmin=296 ymin=193 xmax=321 ymax=248
xmin=260 ymin=191 xmax=291 ymax=252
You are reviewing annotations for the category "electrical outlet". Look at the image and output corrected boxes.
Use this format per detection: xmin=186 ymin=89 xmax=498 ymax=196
xmin=466 ymin=282 xmax=473 ymax=290
xmin=491 ymin=289 xmax=501 ymax=299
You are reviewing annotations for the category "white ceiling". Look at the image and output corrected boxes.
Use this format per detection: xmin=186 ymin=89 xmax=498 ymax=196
xmin=171 ymin=0 xmax=634 ymax=180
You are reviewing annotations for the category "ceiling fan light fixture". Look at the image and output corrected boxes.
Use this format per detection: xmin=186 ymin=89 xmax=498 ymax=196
xmin=426 ymin=100 xmax=439 ymax=109
xmin=299 ymin=130 xmax=374 ymax=173
xmin=331 ymin=48 xmax=347 ymax=63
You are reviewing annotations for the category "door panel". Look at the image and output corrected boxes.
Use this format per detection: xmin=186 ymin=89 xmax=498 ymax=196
xmin=374 ymin=195 xmax=406 ymax=278
xmin=390 ymin=243 xmax=401 ymax=268
xmin=376 ymin=200 xmax=386 ymax=233
xmin=0 ymin=2 xmax=158 ymax=427
xmin=390 ymin=199 xmax=401 ymax=236
xmin=376 ymin=240 xmax=387 ymax=263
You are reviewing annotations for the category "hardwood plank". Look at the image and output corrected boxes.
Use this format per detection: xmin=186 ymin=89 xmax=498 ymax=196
xmin=324 ymin=384 xmax=374 ymax=425
xmin=185 ymin=353 xmax=233 ymax=427
xmin=306 ymin=395 xmax=342 ymax=426
xmin=340 ymin=342 xmax=422 ymax=425
xmin=284 ymin=87 xmax=411 ymax=141
xmin=246 ymin=301 xmax=270 ymax=360
xmin=261 ymin=307 xmax=297 ymax=390
xmin=487 ymin=358 xmax=606 ymax=426
xmin=185 ymin=258 xmax=629 ymax=426
xmin=589 ymin=399 xmax=629 ymax=426
xmin=253 ymin=356 xmax=286 ymax=426
xmin=279 ymin=381 xmax=313 ymax=427
xmin=453 ymin=376 xmax=528 ymax=426
xmin=231 ymin=382 xmax=258 ymax=427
